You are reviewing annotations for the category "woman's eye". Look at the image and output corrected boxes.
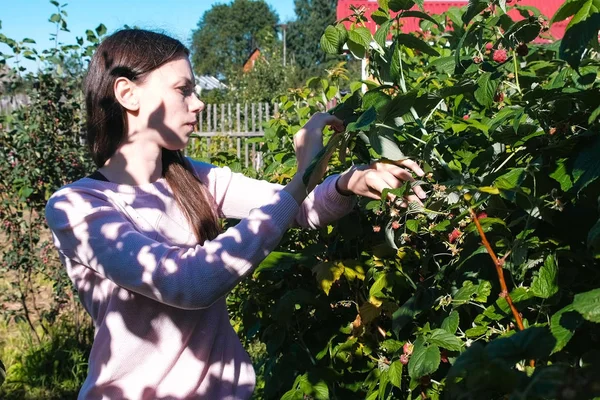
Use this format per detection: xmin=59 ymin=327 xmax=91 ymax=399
xmin=178 ymin=87 xmax=193 ymax=96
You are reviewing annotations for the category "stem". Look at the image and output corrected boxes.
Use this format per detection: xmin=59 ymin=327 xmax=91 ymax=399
xmin=468 ymin=208 xmax=525 ymax=331
xmin=512 ymin=52 xmax=522 ymax=94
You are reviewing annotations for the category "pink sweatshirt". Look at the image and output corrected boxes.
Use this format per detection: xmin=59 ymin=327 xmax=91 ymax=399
xmin=45 ymin=159 xmax=355 ymax=400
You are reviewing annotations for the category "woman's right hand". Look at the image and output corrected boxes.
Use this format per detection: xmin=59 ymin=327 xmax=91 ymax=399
xmin=293 ymin=112 xmax=344 ymax=174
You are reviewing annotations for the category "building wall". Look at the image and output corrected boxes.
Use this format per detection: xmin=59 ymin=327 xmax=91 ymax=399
xmin=336 ymin=0 xmax=568 ymax=40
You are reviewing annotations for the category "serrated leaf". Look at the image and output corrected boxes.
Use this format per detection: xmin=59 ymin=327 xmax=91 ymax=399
xmin=372 ymin=8 xmax=391 ymax=26
xmin=494 ymin=167 xmax=526 ymax=191
xmin=559 ymin=12 xmax=600 ymax=69
xmin=313 ymin=262 xmax=345 ymax=295
xmin=349 ymin=27 xmax=372 ymax=48
xmin=474 ymin=72 xmax=498 ymax=107
xmin=485 ymin=326 xmax=555 ymax=365
xmin=370 ymin=272 xmax=391 ymax=297
xmin=389 ymin=360 xmax=403 ymax=388
xmin=551 ymin=0 xmax=585 ymax=24
xmin=342 ymin=260 xmax=366 ymax=281
xmin=441 ymin=311 xmax=460 ymax=334
xmin=462 ymin=0 xmax=488 ymax=25
xmin=531 ymin=254 xmax=559 ymax=299
xmin=374 ymin=19 xmax=394 ymax=49
xmin=428 ymin=329 xmax=463 ymax=351
xmin=465 ymin=325 xmax=488 ymax=338
xmin=321 ymin=25 xmax=342 ymax=54
xmin=408 ymin=343 xmax=440 ymax=379
xmin=572 ymin=288 xmax=600 ymax=323
xmin=550 ymin=304 xmax=584 ymax=353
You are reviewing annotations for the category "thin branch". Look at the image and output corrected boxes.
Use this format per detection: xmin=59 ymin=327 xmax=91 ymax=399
xmin=468 ymin=208 xmax=525 ymax=331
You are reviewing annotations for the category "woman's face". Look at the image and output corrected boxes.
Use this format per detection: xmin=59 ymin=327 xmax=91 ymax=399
xmin=131 ymin=56 xmax=204 ymax=151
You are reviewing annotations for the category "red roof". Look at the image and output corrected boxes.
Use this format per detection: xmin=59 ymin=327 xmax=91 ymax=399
xmin=337 ymin=0 xmax=567 ymax=41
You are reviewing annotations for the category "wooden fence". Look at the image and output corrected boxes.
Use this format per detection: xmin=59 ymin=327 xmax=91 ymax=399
xmin=186 ymin=102 xmax=276 ymax=170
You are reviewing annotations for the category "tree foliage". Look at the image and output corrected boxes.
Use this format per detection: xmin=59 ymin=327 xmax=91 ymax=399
xmin=286 ymin=0 xmax=340 ymax=76
xmin=190 ymin=0 xmax=279 ymax=79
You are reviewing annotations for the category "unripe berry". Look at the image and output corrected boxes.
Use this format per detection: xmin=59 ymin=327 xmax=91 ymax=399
xmin=403 ymin=342 xmax=414 ymax=356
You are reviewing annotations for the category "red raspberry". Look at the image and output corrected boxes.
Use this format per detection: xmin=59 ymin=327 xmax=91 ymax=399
xmin=493 ymin=49 xmax=508 ymax=63
xmin=485 ymin=42 xmax=493 ymax=52
xmin=400 ymin=354 xmax=409 ymax=365
xmin=476 ymin=212 xmax=488 ymax=219
xmin=391 ymin=220 xmax=401 ymax=230
xmin=373 ymin=225 xmax=381 ymax=233
xmin=473 ymin=55 xmax=482 ymax=64
xmin=494 ymin=92 xmax=504 ymax=103
xmin=463 ymin=114 xmax=470 ymax=120
xmin=448 ymin=228 xmax=462 ymax=243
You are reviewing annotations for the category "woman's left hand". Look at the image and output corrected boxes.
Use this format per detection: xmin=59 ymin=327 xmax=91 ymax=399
xmin=335 ymin=159 xmax=427 ymax=207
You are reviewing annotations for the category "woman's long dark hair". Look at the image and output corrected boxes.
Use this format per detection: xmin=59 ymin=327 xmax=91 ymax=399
xmin=84 ymin=29 xmax=220 ymax=243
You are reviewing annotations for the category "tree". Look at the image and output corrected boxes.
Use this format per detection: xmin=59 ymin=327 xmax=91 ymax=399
xmin=286 ymin=0 xmax=339 ymax=77
xmin=190 ymin=0 xmax=279 ymax=80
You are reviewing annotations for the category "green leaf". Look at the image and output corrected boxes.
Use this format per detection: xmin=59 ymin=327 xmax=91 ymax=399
xmin=427 ymin=329 xmax=462 ymax=351
xmin=363 ymin=90 xmax=391 ymax=113
xmin=462 ymin=0 xmax=488 ymax=25
xmin=380 ymin=90 xmax=418 ymax=124
xmin=567 ymin=0 xmax=595 ymax=29
xmin=474 ymin=72 xmax=498 ymax=107
xmin=531 ymin=255 xmax=559 ymax=299
xmin=481 ymin=287 xmax=534 ymax=322
xmin=374 ymin=19 xmax=394 ymax=49
xmin=349 ymin=27 xmax=372 ymax=48
xmin=559 ymin=12 xmax=600 ymax=69
xmin=572 ymin=288 xmax=600 ymax=323
xmin=588 ymin=217 xmax=600 ymax=256
xmin=549 ymin=159 xmax=573 ymax=191
xmin=313 ymin=262 xmax=345 ymax=295
xmin=406 ymin=219 xmax=419 ymax=233
xmin=321 ymin=26 xmax=342 ymax=54
xmin=50 ymin=0 xmax=60 ymax=6
xmin=392 ymin=289 xmax=436 ymax=335
xmin=396 ymin=34 xmax=440 ymax=56
xmin=408 ymin=343 xmax=441 ymax=379
xmin=551 ymin=0 xmax=585 ymax=24
xmin=430 ymin=56 xmax=456 ymax=75
xmin=494 ymin=167 xmax=526 ymax=191
xmin=95 ymin=23 xmax=107 ymax=37
xmin=485 ymin=326 xmax=556 ymax=365
xmin=389 ymin=360 xmax=403 ymax=388
xmin=378 ymin=0 xmax=390 ymax=11
xmin=465 ymin=325 xmax=488 ymax=338
xmin=389 ymin=0 xmax=415 ymax=12
xmin=372 ymin=8 xmax=391 ymax=26
xmin=441 ymin=311 xmax=460 ymax=334
xmin=254 ymin=251 xmax=308 ymax=277
xmin=550 ymin=304 xmax=584 ymax=353
xmin=399 ymin=11 xmax=441 ymax=27
xmin=369 ymin=132 xmax=405 ymax=161
xmin=571 ymin=136 xmax=600 ymax=193
xmin=354 ymin=106 xmax=378 ymax=130
xmin=49 ymin=13 xmax=61 ymax=23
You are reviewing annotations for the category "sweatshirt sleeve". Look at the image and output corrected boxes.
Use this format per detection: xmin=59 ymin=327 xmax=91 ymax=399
xmin=190 ymin=159 xmax=356 ymax=229
xmin=45 ymin=183 xmax=299 ymax=310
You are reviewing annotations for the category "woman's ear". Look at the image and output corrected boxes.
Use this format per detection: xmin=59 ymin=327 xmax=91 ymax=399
xmin=114 ymin=77 xmax=139 ymax=111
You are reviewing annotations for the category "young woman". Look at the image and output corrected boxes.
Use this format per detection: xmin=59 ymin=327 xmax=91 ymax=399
xmin=45 ymin=29 xmax=426 ymax=399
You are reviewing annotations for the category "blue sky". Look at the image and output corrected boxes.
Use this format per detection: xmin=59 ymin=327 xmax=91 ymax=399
xmin=1 ymin=0 xmax=297 ymax=70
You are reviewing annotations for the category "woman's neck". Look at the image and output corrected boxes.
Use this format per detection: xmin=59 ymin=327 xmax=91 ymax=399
xmin=99 ymin=141 xmax=163 ymax=186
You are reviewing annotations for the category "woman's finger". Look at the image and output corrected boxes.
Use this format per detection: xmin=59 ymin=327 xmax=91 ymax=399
xmin=378 ymin=162 xmax=427 ymax=200
xmin=397 ymin=159 xmax=425 ymax=177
